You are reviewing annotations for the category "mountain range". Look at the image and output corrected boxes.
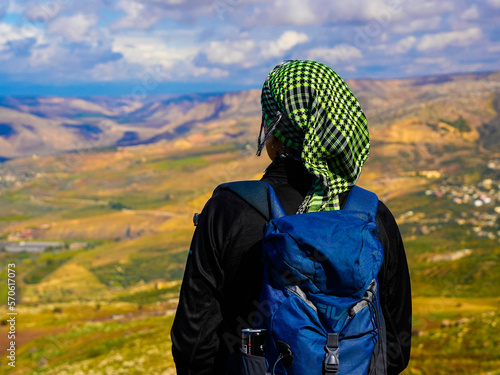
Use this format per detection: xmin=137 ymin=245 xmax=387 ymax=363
xmin=1 ymin=70 xmax=499 ymax=161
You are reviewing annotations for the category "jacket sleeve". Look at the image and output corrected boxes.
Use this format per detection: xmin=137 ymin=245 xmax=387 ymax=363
xmin=376 ymin=201 xmax=412 ymax=375
xmin=170 ymin=194 xmax=226 ymax=375
xmin=171 ymin=186 xmax=270 ymax=374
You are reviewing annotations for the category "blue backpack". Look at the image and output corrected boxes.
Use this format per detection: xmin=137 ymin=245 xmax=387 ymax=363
xmin=222 ymin=181 xmax=387 ymax=375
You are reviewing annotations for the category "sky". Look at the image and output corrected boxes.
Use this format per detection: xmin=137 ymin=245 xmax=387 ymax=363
xmin=0 ymin=0 xmax=499 ymax=97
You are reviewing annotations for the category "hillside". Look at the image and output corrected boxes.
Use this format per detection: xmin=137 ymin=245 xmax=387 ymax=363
xmin=0 ymin=71 xmax=499 ymax=374
xmin=0 ymin=90 xmax=262 ymax=159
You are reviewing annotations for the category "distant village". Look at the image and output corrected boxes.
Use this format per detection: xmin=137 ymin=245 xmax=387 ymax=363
xmin=0 ymin=161 xmax=40 ymax=190
xmin=422 ymin=159 xmax=500 ymax=241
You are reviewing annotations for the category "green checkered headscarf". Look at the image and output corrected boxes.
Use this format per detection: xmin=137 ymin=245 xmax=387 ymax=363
xmin=260 ymin=60 xmax=370 ymax=213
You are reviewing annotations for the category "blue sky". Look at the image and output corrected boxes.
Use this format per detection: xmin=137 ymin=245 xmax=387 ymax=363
xmin=0 ymin=0 xmax=499 ymax=96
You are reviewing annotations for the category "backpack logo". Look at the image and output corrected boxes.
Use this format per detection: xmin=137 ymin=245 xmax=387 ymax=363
xmin=317 ymin=303 xmax=341 ymax=321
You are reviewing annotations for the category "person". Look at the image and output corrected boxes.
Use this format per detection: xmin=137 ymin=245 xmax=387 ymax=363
xmin=171 ymin=60 xmax=412 ymax=374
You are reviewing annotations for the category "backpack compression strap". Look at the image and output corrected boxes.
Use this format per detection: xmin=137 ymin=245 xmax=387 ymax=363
xmin=218 ymin=180 xmax=286 ymax=220
xmin=343 ymin=186 xmax=379 ymax=219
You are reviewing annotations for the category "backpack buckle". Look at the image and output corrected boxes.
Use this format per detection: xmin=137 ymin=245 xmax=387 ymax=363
xmin=324 ymin=333 xmax=339 ymax=374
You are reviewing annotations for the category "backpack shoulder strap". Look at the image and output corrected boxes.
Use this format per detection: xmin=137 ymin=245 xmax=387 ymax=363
xmin=343 ymin=186 xmax=379 ymax=219
xmin=218 ymin=180 xmax=286 ymax=220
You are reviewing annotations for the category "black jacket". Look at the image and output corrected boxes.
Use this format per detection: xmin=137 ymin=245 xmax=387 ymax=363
xmin=171 ymin=158 xmax=412 ymax=374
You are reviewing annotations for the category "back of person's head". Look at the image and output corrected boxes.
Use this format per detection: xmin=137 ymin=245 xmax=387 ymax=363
xmin=257 ymin=60 xmax=370 ymax=213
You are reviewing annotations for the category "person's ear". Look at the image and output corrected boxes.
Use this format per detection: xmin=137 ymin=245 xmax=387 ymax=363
xmin=266 ymin=134 xmax=284 ymax=161
xmin=265 ymin=134 xmax=276 ymax=161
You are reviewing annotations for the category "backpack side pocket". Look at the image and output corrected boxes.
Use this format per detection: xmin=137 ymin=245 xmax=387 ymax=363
xmin=238 ymin=348 xmax=268 ymax=375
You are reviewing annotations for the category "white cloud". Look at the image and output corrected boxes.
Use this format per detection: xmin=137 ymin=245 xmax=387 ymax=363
xmin=0 ymin=22 xmax=44 ymax=45
xmin=488 ymin=44 xmax=500 ymax=53
xmin=30 ymin=42 xmax=63 ymax=67
xmin=304 ymin=0 xmax=453 ymax=27
xmin=87 ymin=59 xmax=139 ymax=81
xmin=48 ymin=14 xmax=97 ymax=42
xmin=415 ymin=57 xmax=450 ymax=65
xmin=4 ymin=0 xmax=21 ymax=14
xmin=112 ymin=36 xmax=198 ymax=68
xmin=0 ymin=21 xmax=47 ymax=62
xmin=0 ymin=23 xmax=21 ymax=46
xmin=486 ymin=0 xmax=500 ymax=8
xmin=205 ymin=39 xmax=257 ymax=66
xmin=113 ymin=0 xmax=161 ymax=29
xmin=23 ymin=1 xmax=64 ymax=24
xmin=393 ymin=16 xmax=441 ymax=34
xmin=0 ymin=23 xmax=12 ymax=57
xmin=307 ymin=45 xmax=363 ymax=65
xmin=87 ymin=51 xmax=229 ymax=82
xmin=403 ymin=0 xmax=455 ymax=19
xmin=192 ymin=66 xmax=229 ymax=79
xmin=278 ymin=0 xmax=317 ymax=25
xmin=460 ymin=5 xmax=479 ymax=20
xmin=410 ymin=58 xmax=487 ymax=76
xmin=260 ymin=31 xmax=308 ymax=59
xmin=204 ymin=31 xmax=307 ymax=67
xmin=380 ymin=33 xmax=389 ymax=43
xmin=387 ymin=35 xmax=416 ymax=55
xmin=241 ymin=0 xmax=317 ymax=26
xmin=356 ymin=0 xmax=405 ymax=22
xmin=0 ymin=19 xmax=120 ymax=76
xmin=417 ymin=27 xmax=483 ymax=51
xmin=238 ymin=0 xmax=405 ymax=28
xmin=315 ymin=0 xmax=406 ymax=23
